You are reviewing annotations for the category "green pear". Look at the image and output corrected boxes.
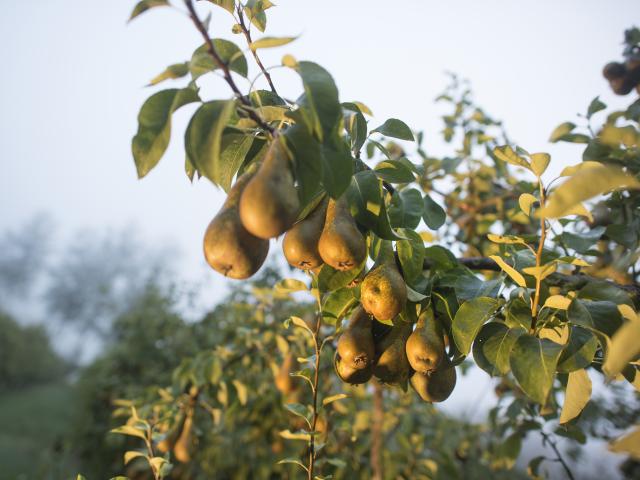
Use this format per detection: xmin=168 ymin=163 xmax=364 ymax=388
xmin=373 ymin=320 xmax=412 ymax=385
xmin=203 ymin=172 xmax=269 ymax=279
xmin=282 ymin=197 xmax=328 ymax=270
xmin=406 ymin=308 xmax=445 ymax=374
xmin=337 ymin=306 xmax=375 ymax=370
xmin=361 ymin=261 xmax=407 ymax=321
xmin=410 ymin=359 xmax=457 ymax=403
xmin=239 ymin=139 xmax=300 ymax=239
xmin=318 ymin=197 xmax=366 ymax=271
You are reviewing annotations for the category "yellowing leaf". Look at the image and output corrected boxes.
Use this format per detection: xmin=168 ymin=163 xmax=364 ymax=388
xmin=603 ymin=314 xmax=640 ymax=377
xmin=530 ymin=153 xmax=550 ymax=177
xmin=519 ymin=193 xmax=538 ymax=216
xmin=523 ymin=262 xmax=557 ymax=281
xmin=279 ymin=429 xmax=311 ymax=441
xmin=322 ymin=393 xmax=348 ymax=406
xmin=560 ymin=369 xmax=592 ymax=424
xmin=250 ymin=36 xmax=298 ymax=50
xmin=559 ymin=161 xmax=601 ymax=177
xmin=282 ymin=54 xmax=298 ymax=67
xmin=610 ymin=426 xmax=640 ymax=459
xmin=232 ymin=380 xmax=248 ymax=406
xmin=544 ymin=295 xmax=572 ymax=310
xmin=493 ymin=145 xmax=530 ymax=169
xmin=124 ymin=450 xmax=145 ymax=465
xmin=110 ymin=425 xmax=147 ymax=441
xmin=539 ymin=325 xmax=569 ymax=344
xmin=540 ymin=165 xmax=640 ymax=219
xmin=487 ymin=233 xmax=528 ymax=246
xmin=490 ymin=255 xmax=527 ymax=287
xmin=618 ymin=304 xmax=638 ymax=322
xmin=562 ymin=203 xmax=593 ymax=222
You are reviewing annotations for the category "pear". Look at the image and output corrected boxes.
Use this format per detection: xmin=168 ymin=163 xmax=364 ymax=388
xmin=337 ymin=306 xmax=375 ymax=370
xmin=173 ymin=407 xmax=193 ymax=463
xmin=318 ymin=197 xmax=366 ymax=271
xmin=239 ymin=139 xmax=300 ymax=239
xmin=274 ymin=352 xmax=297 ymax=396
xmin=406 ymin=308 xmax=445 ymax=374
xmin=282 ymin=197 xmax=328 ymax=270
xmin=372 ymin=320 xmax=412 ymax=385
xmin=410 ymin=359 xmax=457 ymax=403
xmin=157 ymin=412 xmax=186 ymax=454
xmin=361 ymin=261 xmax=407 ymax=321
xmin=335 ymin=356 xmax=373 ymax=385
xmin=203 ymin=173 xmax=269 ymax=279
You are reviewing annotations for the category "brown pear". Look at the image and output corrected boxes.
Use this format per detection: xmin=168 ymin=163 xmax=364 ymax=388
xmin=239 ymin=139 xmax=300 ymax=239
xmin=372 ymin=320 xmax=412 ymax=385
xmin=337 ymin=306 xmax=375 ymax=370
xmin=335 ymin=356 xmax=373 ymax=385
xmin=173 ymin=407 xmax=193 ymax=463
xmin=410 ymin=359 xmax=457 ymax=403
xmin=203 ymin=173 xmax=269 ymax=279
xmin=406 ymin=308 xmax=445 ymax=374
xmin=282 ymin=197 xmax=328 ymax=270
xmin=361 ymin=261 xmax=407 ymax=321
xmin=274 ymin=352 xmax=297 ymax=396
xmin=318 ymin=197 xmax=366 ymax=271
xmin=157 ymin=412 xmax=186 ymax=454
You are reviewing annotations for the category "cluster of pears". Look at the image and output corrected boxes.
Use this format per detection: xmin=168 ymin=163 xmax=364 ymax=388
xmin=603 ymin=52 xmax=640 ymax=95
xmin=157 ymin=387 xmax=198 ymax=463
xmin=336 ymin=305 xmax=457 ymax=402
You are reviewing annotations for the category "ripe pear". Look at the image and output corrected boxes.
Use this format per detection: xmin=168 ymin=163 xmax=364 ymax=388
xmin=173 ymin=407 xmax=193 ymax=463
xmin=335 ymin=356 xmax=373 ymax=385
xmin=406 ymin=308 xmax=445 ymax=374
xmin=373 ymin=320 xmax=412 ymax=385
xmin=274 ymin=352 xmax=297 ymax=396
xmin=157 ymin=412 xmax=186 ymax=454
xmin=602 ymin=61 xmax=626 ymax=80
xmin=337 ymin=306 xmax=375 ymax=370
xmin=410 ymin=360 xmax=457 ymax=403
xmin=318 ymin=197 xmax=366 ymax=271
xmin=203 ymin=173 xmax=269 ymax=279
xmin=283 ymin=197 xmax=328 ymax=270
xmin=239 ymin=139 xmax=300 ymax=239
xmin=610 ymin=75 xmax=636 ymax=95
xmin=361 ymin=261 xmax=407 ymax=322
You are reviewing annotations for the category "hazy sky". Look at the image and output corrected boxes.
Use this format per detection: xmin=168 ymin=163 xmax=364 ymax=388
xmin=1 ymin=0 xmax=637 ymax=307
xmin=1 ymin=2 xmax=637 ymax=475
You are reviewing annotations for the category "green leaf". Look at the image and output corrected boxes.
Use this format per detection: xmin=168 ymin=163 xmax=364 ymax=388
xmin=244 ymin=0 xmax=273 ymax=32
xmin=277 ymin=457 xmax=309 ymax=470
xmin=493 ymin=145 xmax=530 ymax=169
xmin=132 ymin=88 xmax=200 ymax=179
xmin=510 ymin=335 xmax=563 ymax=404
xmin=371 ymin=118 xmax=414 ymax=141
xmin=284 ymin=403 xmax=310 ymax=424
xmin=148 ymin=62 xmax=189 ymax=86
xmin=344 ymin=108 xmax=367 ymax=154
xmin=388 ymin=188 xmax=424 ymax=229
xmin=557 ymin=326 xmax=597 ymax=373
xmin=284 ymin=124 xmax=323 ymax=205
xmin=322 ymin=288 xmax=357 ymax=325
xmin=423 ymin=194 xmax=446 ymax=230
xmin=374 ymin=160 xmax=415 ymax=183
xmin=549 ymin=122 xmax=576 ymax=142
xmin=250 ymin=36 xmax=298 ymax=49
xmin=189 ymin=40 xmax=248 ymax=80
xmin=540 ymin=165 xmax=640 ymax=218
xmin=321 ymin=139 xmax=354 ymax=199
xmin=396 ymin=229 xmax=425 ymax=283
xmin=452 ymin=297 xmax=500 ymax=355
xmin=473 ymin=323 xmax=525 ymax=376
xmin=215 ymin=133 xmax=255 ymax=192
xmin=185 ymin=100 xmax=237 ymax=188
xmin=424 ymin=245 xmax=458 ymax=271
xmin=587 ymin=96 xmax=606 ymax=118
xmin=559 ymin=369 xmax=592 ymax=424
xmin=201 ymin=0 xmax=236 ymax=14
xmin=129 ymin=0 xmax=169 ymax=21
xmin=317 ymin=261 xmax=365 ymax=292
xmin=291 ymin=61 xmax=341 ymax=140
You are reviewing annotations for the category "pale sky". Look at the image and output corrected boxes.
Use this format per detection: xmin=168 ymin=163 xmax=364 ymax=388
xmin=1 ymin=2 xmax=637 ymax=476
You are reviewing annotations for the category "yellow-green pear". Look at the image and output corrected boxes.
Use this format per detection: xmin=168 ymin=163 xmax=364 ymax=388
xmin=406 ymin=308 xmax=445 ymax=374
xmin=337 ymin=306 xmax=375 ymax=370
xmin=361 ymin=261 xmax=407 ymax=321
xmin=318 ymin=197 xmax=366 ymax=271
xmin=410 ymin=360 xmax=457 ymax=403
xmin=282 ymin=197 xmax=328 ymax=270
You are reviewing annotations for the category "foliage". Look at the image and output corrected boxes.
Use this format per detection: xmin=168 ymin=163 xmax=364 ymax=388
xmin=123 ymin=3 xmax=640 ymax=479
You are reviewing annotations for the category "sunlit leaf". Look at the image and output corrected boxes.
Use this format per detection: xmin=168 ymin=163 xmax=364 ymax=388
xmin=110 ymin=425 xmax=147 ymax=441
xmin=124 ymin=450 xmax=145 ymax=465
xmin=544 ymin=295 xmax=571 ymax=310
xmin=493 ymin=145 xmax=530 ymax=169
xmin=201 ymin=0 xmax=236 ymax=14
xmin=322 ymin=393 xmax=348 ymax=406
xmin=250 ymin=36 xmax=298 ymax=49
xmin=603 ymin=313 xmax=640 ymax=377
xmin=519 ymin=193 xmax=537 ymax=216
xmin=489 ymin=255 xmax=527 ymax=287
xmin=522 ymin=262 xmax=556 ymax=281
xmin=148 ymin=62 xmax=189 ymax=86
xmin=559 ymin=369 xmax=592 ymax=424
xmin=549 ymin=122 xmax=576 ymax=142
xmin=232 ymin=380 xmax=248 ymax=405
xmin=609 ymin=426 xmax=640 ymax=459
xmin=530 ymin=153 xmax=550 ymax=177
xmin=275 ymin=278 xmax=308 ymax=293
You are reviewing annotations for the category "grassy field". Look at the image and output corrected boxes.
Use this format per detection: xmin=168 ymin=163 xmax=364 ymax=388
xmin=0 ymin=383 xmax=78 ymax=480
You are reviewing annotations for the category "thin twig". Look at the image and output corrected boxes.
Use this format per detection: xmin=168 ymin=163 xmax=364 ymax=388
xmin=183 ymin=0 xmax=275 ymax=134
xmin=541 ymin=431 xmax=575 ymax=480
xmin=531 ymin=183 xmax=547 ymax=332
xmin=308 ymin=312 xmax=323 ymax=480
xmin=236 ymin=5 xmax=279 ymax=95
